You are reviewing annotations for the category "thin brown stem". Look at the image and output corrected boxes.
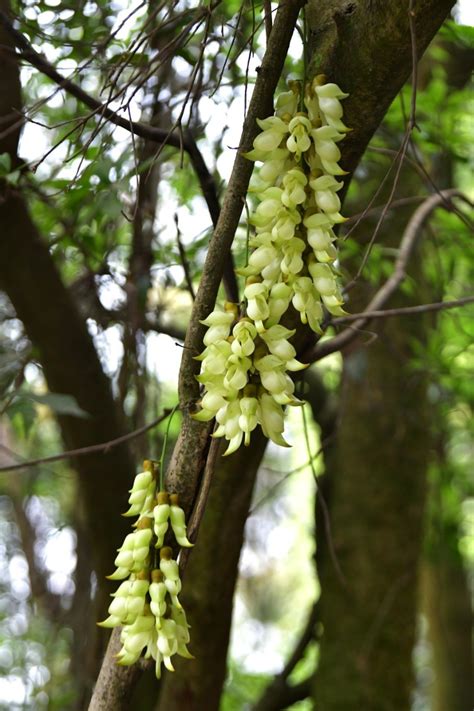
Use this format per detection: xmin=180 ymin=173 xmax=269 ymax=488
xmin=0 ymin=408 xmax=175 ymax=473
xmin=305 ymin=189 xmax=466 ymax=362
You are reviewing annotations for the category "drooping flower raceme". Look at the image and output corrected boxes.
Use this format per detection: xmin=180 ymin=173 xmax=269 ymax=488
xmin=194 ymin=75 xmax=350 ymax=454
xmin=98 ymin=461 xmax=193 ymax=678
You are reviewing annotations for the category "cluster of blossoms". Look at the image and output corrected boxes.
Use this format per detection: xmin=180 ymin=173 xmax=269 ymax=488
xmin=194 ymin=76 xmax=349 ymax=454
xmin=98 ymin=461 xmax=193 ymax=678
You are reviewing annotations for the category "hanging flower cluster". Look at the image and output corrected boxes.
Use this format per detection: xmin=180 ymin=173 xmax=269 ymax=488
xmin=98 ymin=461 xmax=194 ymax=679
xmin=194 ymin=76 xmax=349 ymax=454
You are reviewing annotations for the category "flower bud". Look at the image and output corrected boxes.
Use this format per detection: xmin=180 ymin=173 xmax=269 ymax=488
xmin=169 ymin=494 xmax=193 ymax=548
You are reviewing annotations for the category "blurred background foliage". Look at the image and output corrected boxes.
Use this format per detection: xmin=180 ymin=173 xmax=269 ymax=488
xmin=0 ymin=1 xmax=472 ymax=709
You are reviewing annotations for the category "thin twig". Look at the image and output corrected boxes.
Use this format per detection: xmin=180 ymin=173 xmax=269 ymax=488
xmin=0 ymin=8 xmax=240 ymax=300
xmin=0 ymin=408 xmax=175 ymax=473
xmin=306 ymin=189 xmax=467 ymax=363
xmin=179 ymin=435 xmax=223 ymax=572
xmin=263 ymin=0 xmax=273 ymax=42
xmin=331 ymin=295 xmax=474 ymax=323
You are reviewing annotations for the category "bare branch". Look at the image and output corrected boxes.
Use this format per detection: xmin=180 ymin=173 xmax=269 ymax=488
xmin=305 ymin=190 xmax=468 ymax=363
xmin=175 ymin=214 xmax=196 ymax=301
xmin=332 ymin=295 xmax=474 ymax=323
xmin=184 ymin=128 xmax=239 ymax=302
xmin=263 ymin=0 xmax=273 ymax=42
xmin=178 ymin=0 xmax=306 ymax=411
xmin=0 ymin=7 xmax=240 ymax=302
xmin=0 ymin=408 xmax=175 ymax=473
xmin=178 ymin=435 xmax=223 ymax=572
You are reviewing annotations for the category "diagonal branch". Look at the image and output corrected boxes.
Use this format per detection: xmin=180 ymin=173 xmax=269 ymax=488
xmin=305 ymin=190 xmax=467 ymax=363
xmin=177 ymin=0 xmax=305 ymax=410
xmin=163 ymin=0 xmax=306 ymax=518
xmin=0 ymin=408 xmax=174 ymax=473
xmin=331 ymin=295 xmax=474 ymax=323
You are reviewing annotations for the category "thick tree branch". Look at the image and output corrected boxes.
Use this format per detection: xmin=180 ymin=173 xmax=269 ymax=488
xmin=156 ymin=431 xmax=269 ymax=711
xmin=306 ymin=0 xmax=455 ymax=178
xmin=88 ymin=628 xmax=143 ymax=711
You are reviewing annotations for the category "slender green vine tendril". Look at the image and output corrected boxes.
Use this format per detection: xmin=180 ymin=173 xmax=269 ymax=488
xmin=159 ymin=404 xmax=179 ymax=490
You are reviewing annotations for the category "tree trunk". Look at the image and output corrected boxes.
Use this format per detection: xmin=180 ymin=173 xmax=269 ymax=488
xmin=313 ymin=298 xmax=431 ymax=709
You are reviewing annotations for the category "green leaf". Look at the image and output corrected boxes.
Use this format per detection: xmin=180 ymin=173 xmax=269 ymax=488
xmin=6 ymin=170 xmax=21 ymax=186
xmin=27 ymin=392 xmax=90 ymax=419
xmin=7 ymin=398 xmax=37 ymax=438
xmin=0 ymin=152 xmax=12 ymax=175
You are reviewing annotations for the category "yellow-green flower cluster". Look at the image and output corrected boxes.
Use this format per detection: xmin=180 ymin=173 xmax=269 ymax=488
xmin=194 ymin=76 xmax=349 ymax=454
xmin=98 ymin=461 xmax=193 ymax=678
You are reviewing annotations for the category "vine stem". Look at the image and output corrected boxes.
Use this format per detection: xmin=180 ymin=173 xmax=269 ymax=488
xmin=159 ymin=404 xmax=180 ymax=490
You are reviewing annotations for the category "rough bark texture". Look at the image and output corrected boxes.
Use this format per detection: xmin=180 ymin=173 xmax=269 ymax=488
xmin=88 ymin=628 xmax=143 ymax=711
